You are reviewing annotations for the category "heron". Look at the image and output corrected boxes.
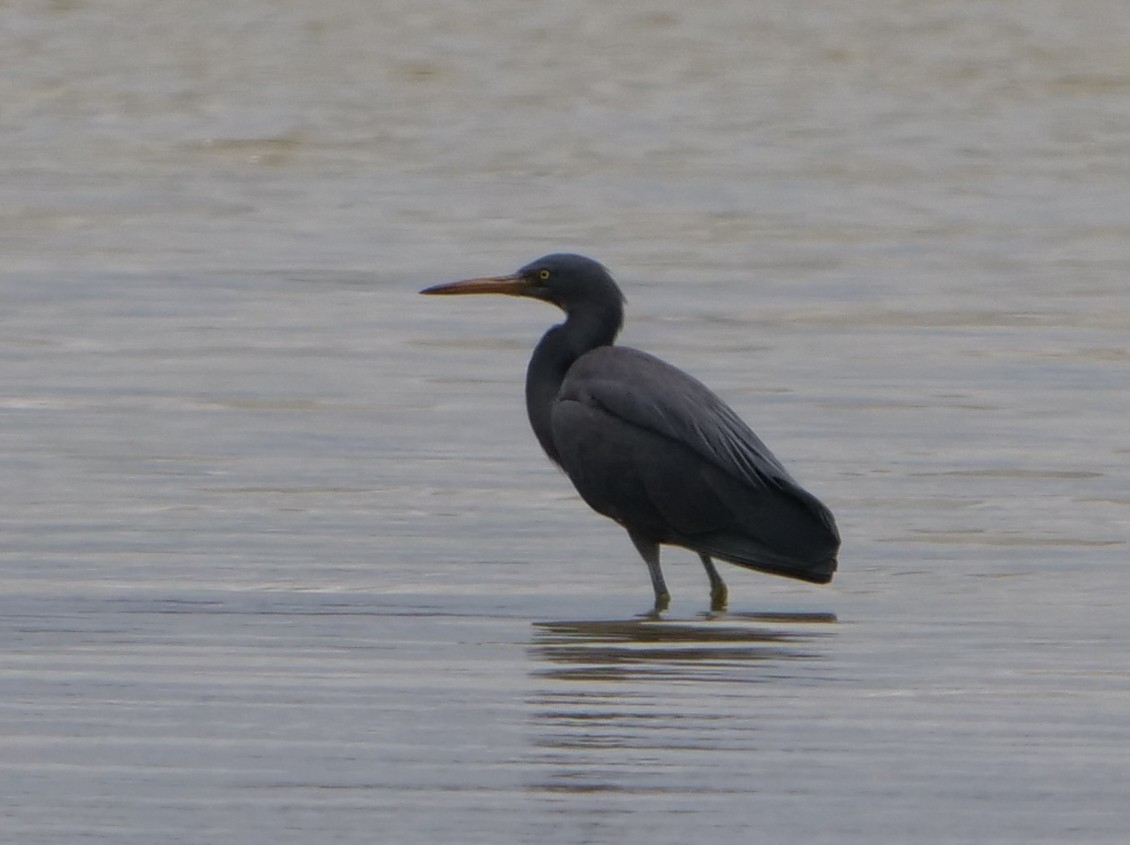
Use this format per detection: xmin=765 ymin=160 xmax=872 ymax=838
xmin=421 ymin=253 xmax=839 ymax=611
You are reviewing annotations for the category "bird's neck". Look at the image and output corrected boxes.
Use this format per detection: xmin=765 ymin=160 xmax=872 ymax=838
xmin=525 ymin=308 xmax=621 ymax=466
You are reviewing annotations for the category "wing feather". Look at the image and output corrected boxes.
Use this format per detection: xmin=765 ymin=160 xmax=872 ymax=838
xmin=558 ymin=346 xmax=796 ymax=490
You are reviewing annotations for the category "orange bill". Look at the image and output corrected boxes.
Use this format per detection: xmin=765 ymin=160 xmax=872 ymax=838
xmin=420 ymin=274 xmax=532 ymax=296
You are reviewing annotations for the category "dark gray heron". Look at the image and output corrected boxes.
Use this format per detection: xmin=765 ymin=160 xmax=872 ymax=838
xmin=421 ymin=254 xmax=839 ymax=611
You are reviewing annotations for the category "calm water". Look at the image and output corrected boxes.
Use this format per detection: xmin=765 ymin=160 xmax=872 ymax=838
xmin=2 ymin=1 xmax=1128 ymax=843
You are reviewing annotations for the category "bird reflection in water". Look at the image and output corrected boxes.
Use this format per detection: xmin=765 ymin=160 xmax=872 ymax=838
xmin=524 ymin=612 xmax=838 ymax=804
xmin=530 ymin=611 xmax=837 ymax=684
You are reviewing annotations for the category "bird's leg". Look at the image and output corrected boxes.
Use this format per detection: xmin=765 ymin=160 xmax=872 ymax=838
xmin=699 ymin=554 xmax=728 ymax=611
xmin=628 ymin=531 xmax=670 ymax=612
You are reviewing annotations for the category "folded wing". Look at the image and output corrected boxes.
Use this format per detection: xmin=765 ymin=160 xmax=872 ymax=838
xmin=552 ymin=346 xmax=838 ymax=583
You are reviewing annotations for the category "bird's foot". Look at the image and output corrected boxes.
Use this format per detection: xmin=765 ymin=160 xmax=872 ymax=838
xmin=709 ymin=583 xmax=728 ymax=613
xmin=698 ymin=554 xmax=728 ymax=612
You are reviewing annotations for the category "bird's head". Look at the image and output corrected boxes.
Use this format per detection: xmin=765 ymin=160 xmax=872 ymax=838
xmin=421 ymin=253 xmax=625 ymax=315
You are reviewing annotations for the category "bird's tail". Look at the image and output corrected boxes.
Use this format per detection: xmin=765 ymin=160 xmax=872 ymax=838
xmin=693 ymin=534 xmax=838 ymax=584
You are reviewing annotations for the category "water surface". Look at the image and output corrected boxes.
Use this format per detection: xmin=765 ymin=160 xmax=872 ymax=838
xmin=2 ymin=1 xmax=1128 ymax=843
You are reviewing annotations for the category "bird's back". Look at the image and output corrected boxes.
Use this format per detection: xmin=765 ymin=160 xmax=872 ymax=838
xmin=551 ymin=346 xmax=838 ymax=583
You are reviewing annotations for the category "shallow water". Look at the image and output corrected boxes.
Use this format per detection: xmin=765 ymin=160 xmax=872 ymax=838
xmin=2 ymin=1 xmax=1128 ymax=842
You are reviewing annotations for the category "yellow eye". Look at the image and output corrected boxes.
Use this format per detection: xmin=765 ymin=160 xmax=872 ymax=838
xmin=537 ymin=269 xmax=551 ymax=281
